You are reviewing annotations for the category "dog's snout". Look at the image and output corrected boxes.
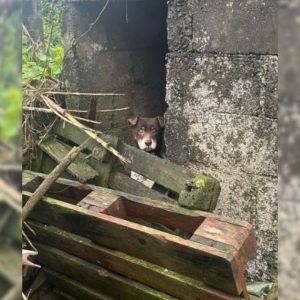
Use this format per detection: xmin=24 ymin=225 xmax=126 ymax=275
xmin=145 ymin=140 xmax=152 ymax=146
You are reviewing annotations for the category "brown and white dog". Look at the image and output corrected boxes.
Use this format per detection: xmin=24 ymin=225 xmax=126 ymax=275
xmin=128 ymin=115 xmax=165 ymax=188
xmin=127 ymin=115 xmax=165 ymax=157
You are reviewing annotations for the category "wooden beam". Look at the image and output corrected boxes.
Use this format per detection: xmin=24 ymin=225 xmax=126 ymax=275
xmin=37 ymin=244 xmax=176 ymax=300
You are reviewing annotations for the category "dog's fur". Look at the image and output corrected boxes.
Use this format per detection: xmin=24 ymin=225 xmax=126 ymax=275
xmin=128 ymin=115 xmax=165 ymax=157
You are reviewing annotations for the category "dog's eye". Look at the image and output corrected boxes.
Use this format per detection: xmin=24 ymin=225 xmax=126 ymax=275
xmin=151 ymin=127 xmax=157 ymax=133
xmin=138 ymin=127 xmax=145 ymax=133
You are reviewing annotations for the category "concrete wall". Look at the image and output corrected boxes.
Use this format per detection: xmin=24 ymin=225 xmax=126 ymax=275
xmin=62 ymin=0 xmax=278 ymax=282
xmin=62 ymin=0 xmax=167 ymax=139
xmin=165 ymin=0 xmax=278 ymax=281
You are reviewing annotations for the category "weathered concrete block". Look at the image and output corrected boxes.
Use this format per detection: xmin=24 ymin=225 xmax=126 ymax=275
xmin=167 ymin=0 xmax=193 ymax=52
xmin=166 ymin=54 xmax=278 ymax=119
xmin=165 ymin=111 xmax=277 ymax=177
xmin=190 ymin=0 xmax=277 ymax=54
xmin=165 ymin=54 xmax=278 ymax=177
xmin=167 ymin=0 xmax=277 ymax=54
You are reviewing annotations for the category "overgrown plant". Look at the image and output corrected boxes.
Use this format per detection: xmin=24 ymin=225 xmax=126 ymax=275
xmin=0 ymin=8 xmax=21 ymax=140
xmin=22 ymin=0 xmax=64 ymax=87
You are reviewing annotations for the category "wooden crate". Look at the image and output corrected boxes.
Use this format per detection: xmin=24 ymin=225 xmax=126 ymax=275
xmin=23 ymin=174 xmax=256 ymax=299
xmin=30 ymin=120 xmax=221 ymax=211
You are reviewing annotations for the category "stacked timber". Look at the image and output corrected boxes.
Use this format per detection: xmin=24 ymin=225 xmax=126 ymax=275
xmin=23 ymin=172 xmax=257 ymax=300
xmin=29 ymin=120 xmax=221 ymax=211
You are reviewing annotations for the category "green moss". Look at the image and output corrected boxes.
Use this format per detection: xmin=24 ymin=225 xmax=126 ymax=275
xmin=178 ymin=175 xmax=221 ymax=211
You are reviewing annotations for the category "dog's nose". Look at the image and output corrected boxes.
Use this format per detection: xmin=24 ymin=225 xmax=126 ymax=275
xmin=145 ymin=140 xmax=152 ymax=146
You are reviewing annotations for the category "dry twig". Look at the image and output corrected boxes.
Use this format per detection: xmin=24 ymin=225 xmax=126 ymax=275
xmin=23 ymin=106 xmax=129 ymax=114
xmin=41 ymin=94 xmax=130 ymax=164
xmin=43 ymin=91 xmax=124 ymax=96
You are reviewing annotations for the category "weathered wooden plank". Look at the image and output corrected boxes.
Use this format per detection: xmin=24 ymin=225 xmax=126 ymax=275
xmin=44 ymin=269 xmax=113 ymax=300
xmin=53 ymin=121 xmax=113 ymax=160
xmin=119 ymin=142 xmax=192 ymax=192
xmin=28 ymin=221 xmax=244 ymax=300
xmin=109 ymin=171 xmax=174 ymax=203
xmin=37 ymin=244 xmax=176 ymax=300
xmin=77 ymin=190 xmax=121 ymax=213
xmin=23 ymin=192 xmax=245 ymax=295
xmin=192 ymin=218 xmax=256 ymax=267
xmin=39 ymin=137 xmax=98 ymax=182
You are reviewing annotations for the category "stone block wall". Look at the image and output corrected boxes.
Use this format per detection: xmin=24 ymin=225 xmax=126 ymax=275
xmin=62 ymin=0 xmax=168 ymax=139
xmin=165 ymin=0 xmax=278 ymax=281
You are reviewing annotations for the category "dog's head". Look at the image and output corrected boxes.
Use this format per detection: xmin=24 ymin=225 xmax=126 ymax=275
xmin=128 ymin=116 xmax=165 ymax=153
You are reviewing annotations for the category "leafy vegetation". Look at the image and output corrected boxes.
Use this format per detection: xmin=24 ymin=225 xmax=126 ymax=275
xmin=0 ymin=9 xmax=22 ymax=140
xmin=22 ymin=0 xmax=64 ymax=86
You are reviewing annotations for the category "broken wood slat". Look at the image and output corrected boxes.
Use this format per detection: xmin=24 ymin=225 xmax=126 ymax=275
xmin=37 ymin=244 xmax=176 ymax=300
xmin=44 ymin=269 xmax=113 ymax=300
xmin=53 ymin=120 xmax=220 ymax=211
xmin=28 ymin=221 xmax=244 ymax=300
xmin=191 ymin=218 xmax=256 ymax=267
xmin=77 ymin=190 xmax=121 ymax=213
xmin=23 ymin=192 xmax=245 ymax=295
xmin=38 ymin=137 xmax=98 ymax=182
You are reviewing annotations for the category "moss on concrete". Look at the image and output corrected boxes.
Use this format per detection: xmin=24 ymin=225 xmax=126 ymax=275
xmin=178 ymin=175 xmax=221 ymax=210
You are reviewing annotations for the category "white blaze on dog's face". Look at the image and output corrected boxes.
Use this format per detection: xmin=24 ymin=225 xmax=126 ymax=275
xmin=128 ymin=116 xmax=165 ymax=153
xmin=137 ymin=134 xmax=157 ymax=152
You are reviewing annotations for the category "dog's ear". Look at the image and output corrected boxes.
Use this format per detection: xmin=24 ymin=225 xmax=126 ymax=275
xmin=128 ymin=116 xmax=139 ymax=127
xmin=156 ymin=116 xmax=165 ymax=128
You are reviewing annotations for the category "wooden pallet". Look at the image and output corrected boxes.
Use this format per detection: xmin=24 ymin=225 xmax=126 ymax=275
xmin=30 ymin=120 xmax=221 ymax=211
xmin=23 ymin=174 xmax=256 ymax=299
